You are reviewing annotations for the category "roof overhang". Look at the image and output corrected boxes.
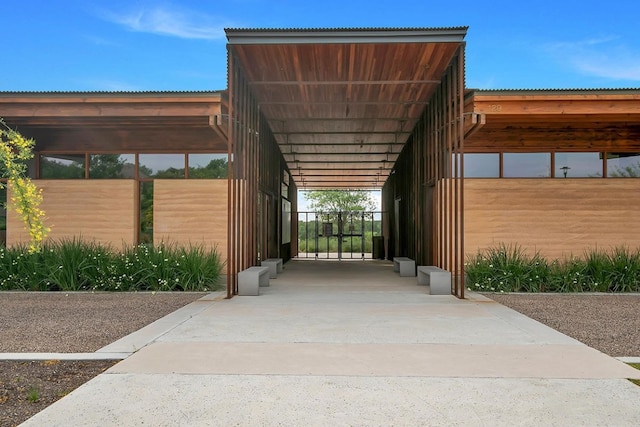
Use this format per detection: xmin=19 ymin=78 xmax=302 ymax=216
xmin=0 ymin=92 xmax=227 ymax=152
xmin=464 ymin=89 xmax=640 ymax=151
xmin=226 ymin=27 xmax=467 ymax=189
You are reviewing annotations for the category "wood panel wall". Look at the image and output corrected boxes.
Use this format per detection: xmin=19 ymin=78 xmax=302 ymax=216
xmin=465 ymin=179 xmax=640 ymax=260
xmin=7 ymin=180 xmax=136 ymax=248
xmin=154 ymin=180 xmax=228 ymax=269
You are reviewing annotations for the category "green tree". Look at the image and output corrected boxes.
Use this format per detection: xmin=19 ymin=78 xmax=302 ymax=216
xmin=189 ymin=158 xmax=228 ymax=178
xmin=89 ymin=154 xmax=126 ymax=178
xmin=303 ymin=190 xmax=376 ymax=213
xmin=609 ymin=162 xmax=640 ymax=177
xmin=39 ymin=157 xmax=84 ymax=178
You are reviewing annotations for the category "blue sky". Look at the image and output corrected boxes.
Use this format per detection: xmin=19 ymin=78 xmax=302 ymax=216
xmin=2 ymin=0 xmax=640 ymax=92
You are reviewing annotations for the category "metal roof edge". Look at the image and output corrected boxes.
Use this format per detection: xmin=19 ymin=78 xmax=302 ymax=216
xmin=0 ymin=90 xmax=224 ymax=98
xmin=469 ymin=88 xmax=640 ymax=95
xmin=225 ymin=27 xmax=468 ymax=44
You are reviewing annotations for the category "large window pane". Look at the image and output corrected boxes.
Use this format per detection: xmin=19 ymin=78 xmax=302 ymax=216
xmin=0 ymin=186 xmax=5 ymax=246
xmin=139 ymin=154 xmax=185 ymax=178
xmin=89 ymin=154 xmax=135 ymax=178
xmin=464 ymin=153 xmax=499 ymax=177
xmin=607 ymin=153 xmax=640 ymax=177
xmin=188 ymin=153 xmax=228 ymax=178
xmin=554 ymin=152 xmax=603 ymax=178
xmin=503 ymin=153 xmax=550 ymax=178
xmin=139 ymin=181 xmax=153 ymax=244
xmin=39 ymin=154 xmax=85 ymax=179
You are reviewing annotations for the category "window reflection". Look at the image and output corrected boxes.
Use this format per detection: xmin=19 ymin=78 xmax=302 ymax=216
xmin=464 ymin=153 xmax=499 ymax=178
xmin=188 ymin=153 xmax=228 ymax=178
xmin=39 ymin=154 xmax=85 ymax=179
xmin=606 ymin=153 xmax=640 ymax=177
xmin=89 ymin=154 xmax=135 ymax=178
xmin=139 ymin=181 xmax=153 ymax=244
xmin=554 ymin=153 xmax=603 ymax=178
xmin=139 ymin=154 xmax=185 ymax=179
xmin=0 ymin=186 xmax=5 ymax=246
xmin=503 ymin=153 xmax=550 ymax=178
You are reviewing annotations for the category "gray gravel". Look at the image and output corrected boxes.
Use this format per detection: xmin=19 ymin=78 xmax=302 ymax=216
xmin=0 ymin=292 xmax=206 ymax=352
xmin=0 ymin=292 xmax=638 ymax=357
xmin=486 ymin=293 xmax=640 ymax=357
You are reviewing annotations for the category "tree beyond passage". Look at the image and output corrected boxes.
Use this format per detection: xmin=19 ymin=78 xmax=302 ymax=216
xmin=302 ymin=190 xmax=377 ymax=212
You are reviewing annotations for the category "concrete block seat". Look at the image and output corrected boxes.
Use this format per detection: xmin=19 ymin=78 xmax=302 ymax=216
xmin=417 ymin=266 xmax=451 ymax=295
xmin=237 ymin=266 xmax=270 ymax=296
xmin=260 ymin=258 xmax=283 ymax=279
xmin=393 ymin=257 xmax=416 ymax=277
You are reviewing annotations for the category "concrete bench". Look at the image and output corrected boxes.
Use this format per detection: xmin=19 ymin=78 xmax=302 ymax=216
xmin=417 ymin=266 xmax=451 ymax=295
xmin=261 ymin=258 xmax=283 ymax=279
xmin=393 ymin=257 xmax=416 ymax=277
xmin=237 ymin=266 xmax=270 ymax=296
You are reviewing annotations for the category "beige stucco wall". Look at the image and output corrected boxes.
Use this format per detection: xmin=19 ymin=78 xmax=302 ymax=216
xmin=7 ymin=180 xmax=136 ymax=248
xmin=465 ymin=179 xmax=640 ymax=260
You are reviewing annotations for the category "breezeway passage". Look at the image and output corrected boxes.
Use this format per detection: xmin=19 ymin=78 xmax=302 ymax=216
xmin=22 ymin=260 xmax=640 ymax=426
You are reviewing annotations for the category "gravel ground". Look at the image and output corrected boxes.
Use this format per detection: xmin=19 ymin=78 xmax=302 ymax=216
xmin=0 ymin=292 xmax=206 ymax=352
xmin=0 ymin=292 xmax=206 ymax=427
xmin=486 ymin=293 xmax=640 ymax=357
xmin=0 ymin=292 xmax=638 ymax=426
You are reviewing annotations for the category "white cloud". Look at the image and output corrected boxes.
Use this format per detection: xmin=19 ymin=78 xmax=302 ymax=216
xmin=100 ymin=5 xmax=233 ymax=40
xmin=81 ymin=78 xmax=143 ymax=92
xmin=84 ymin=35 xmax=119 ymax=47
xmin=546 ymin=36 xmax=640 ymax=82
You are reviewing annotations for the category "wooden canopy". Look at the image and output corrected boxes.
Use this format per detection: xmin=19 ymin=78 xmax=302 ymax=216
xmin=465 ymin=89 xmax=640 ymax=152
xmin=226 ymin=28 xmax=468 ymax=189
xmin=0 ymin=92 xmax=227 ymax=153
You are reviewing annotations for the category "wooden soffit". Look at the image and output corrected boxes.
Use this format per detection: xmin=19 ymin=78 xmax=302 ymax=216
xmin=0 ymin=92 xmax=227 ymax=152
xmin=464 ymin=90 xmax=640 ymax=151
xmin=226 ymin=27 xmax=467 ymax=189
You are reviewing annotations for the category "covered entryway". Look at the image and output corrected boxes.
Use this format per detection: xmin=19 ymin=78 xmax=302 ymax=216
xmin=224 ymin=28 xmax=468 ymax=298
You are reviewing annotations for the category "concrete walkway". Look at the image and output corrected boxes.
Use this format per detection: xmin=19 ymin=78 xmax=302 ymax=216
xmin=22 ymin=259 xmax=640 ymax=426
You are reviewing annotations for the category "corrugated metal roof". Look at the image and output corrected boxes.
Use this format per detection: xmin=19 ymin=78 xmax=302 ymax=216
xmin=0 ymin=90 xmax=223 ymax=97
xmin=225 ymin=26 xmax=468 ymax=32
xmin=471 ymin=88 xmax=640 ymax=95
xmin=225 ymin=27 xmax=468 ymax=44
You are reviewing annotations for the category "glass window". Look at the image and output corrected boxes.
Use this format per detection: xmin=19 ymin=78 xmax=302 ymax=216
xmin=503 ymin=153 xmax=551 ymax=178
xmin=188 ymin=153 xmax=228 ymax=178
xmin=139 ymin=181 xmax=153 ymax=244
xmin=139 ymin=154 xmax=185 ymax=179
xmin=0 ymin=185 xmax=6 ymax=246
xmin=606 ymin=153 xmax=640 ymax=177
xmin=39 ymin=154 xmax=85 ymax=179
xmin=89 ymin=154 xmax=135 ymax=178
xmin=554 ymin=153 xmax=603 ymax=178
xmin=464 ymin=153 xmax=499 ymax=178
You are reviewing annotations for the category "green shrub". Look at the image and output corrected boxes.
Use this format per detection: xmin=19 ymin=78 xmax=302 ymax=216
xmin=465 ymin=243 xmax=548 ymax=292
xmin=466 ymin=243 xmax=640 ymax=293
xmin=0 ymin=239 xmax=223 ymax=292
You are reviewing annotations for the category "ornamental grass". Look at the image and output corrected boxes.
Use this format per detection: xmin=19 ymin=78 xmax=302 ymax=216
xmin=0 ymin=238 xmax=223 ymax=292
xmin=466 ymin=243 xmax=640 ymax=293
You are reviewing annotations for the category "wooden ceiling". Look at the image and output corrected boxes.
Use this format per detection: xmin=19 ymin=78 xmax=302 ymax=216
xmin=465 ymin=90 xmax=640 ymax=152
xmin=0 ymin=93 xmax=227 ymax=152
xmin=226 ymin=28 xmax=467 ymax=189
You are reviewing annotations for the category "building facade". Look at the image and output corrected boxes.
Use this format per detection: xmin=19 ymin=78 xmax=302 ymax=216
xmin=1 ymin=28 xmax=639 ymax=297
